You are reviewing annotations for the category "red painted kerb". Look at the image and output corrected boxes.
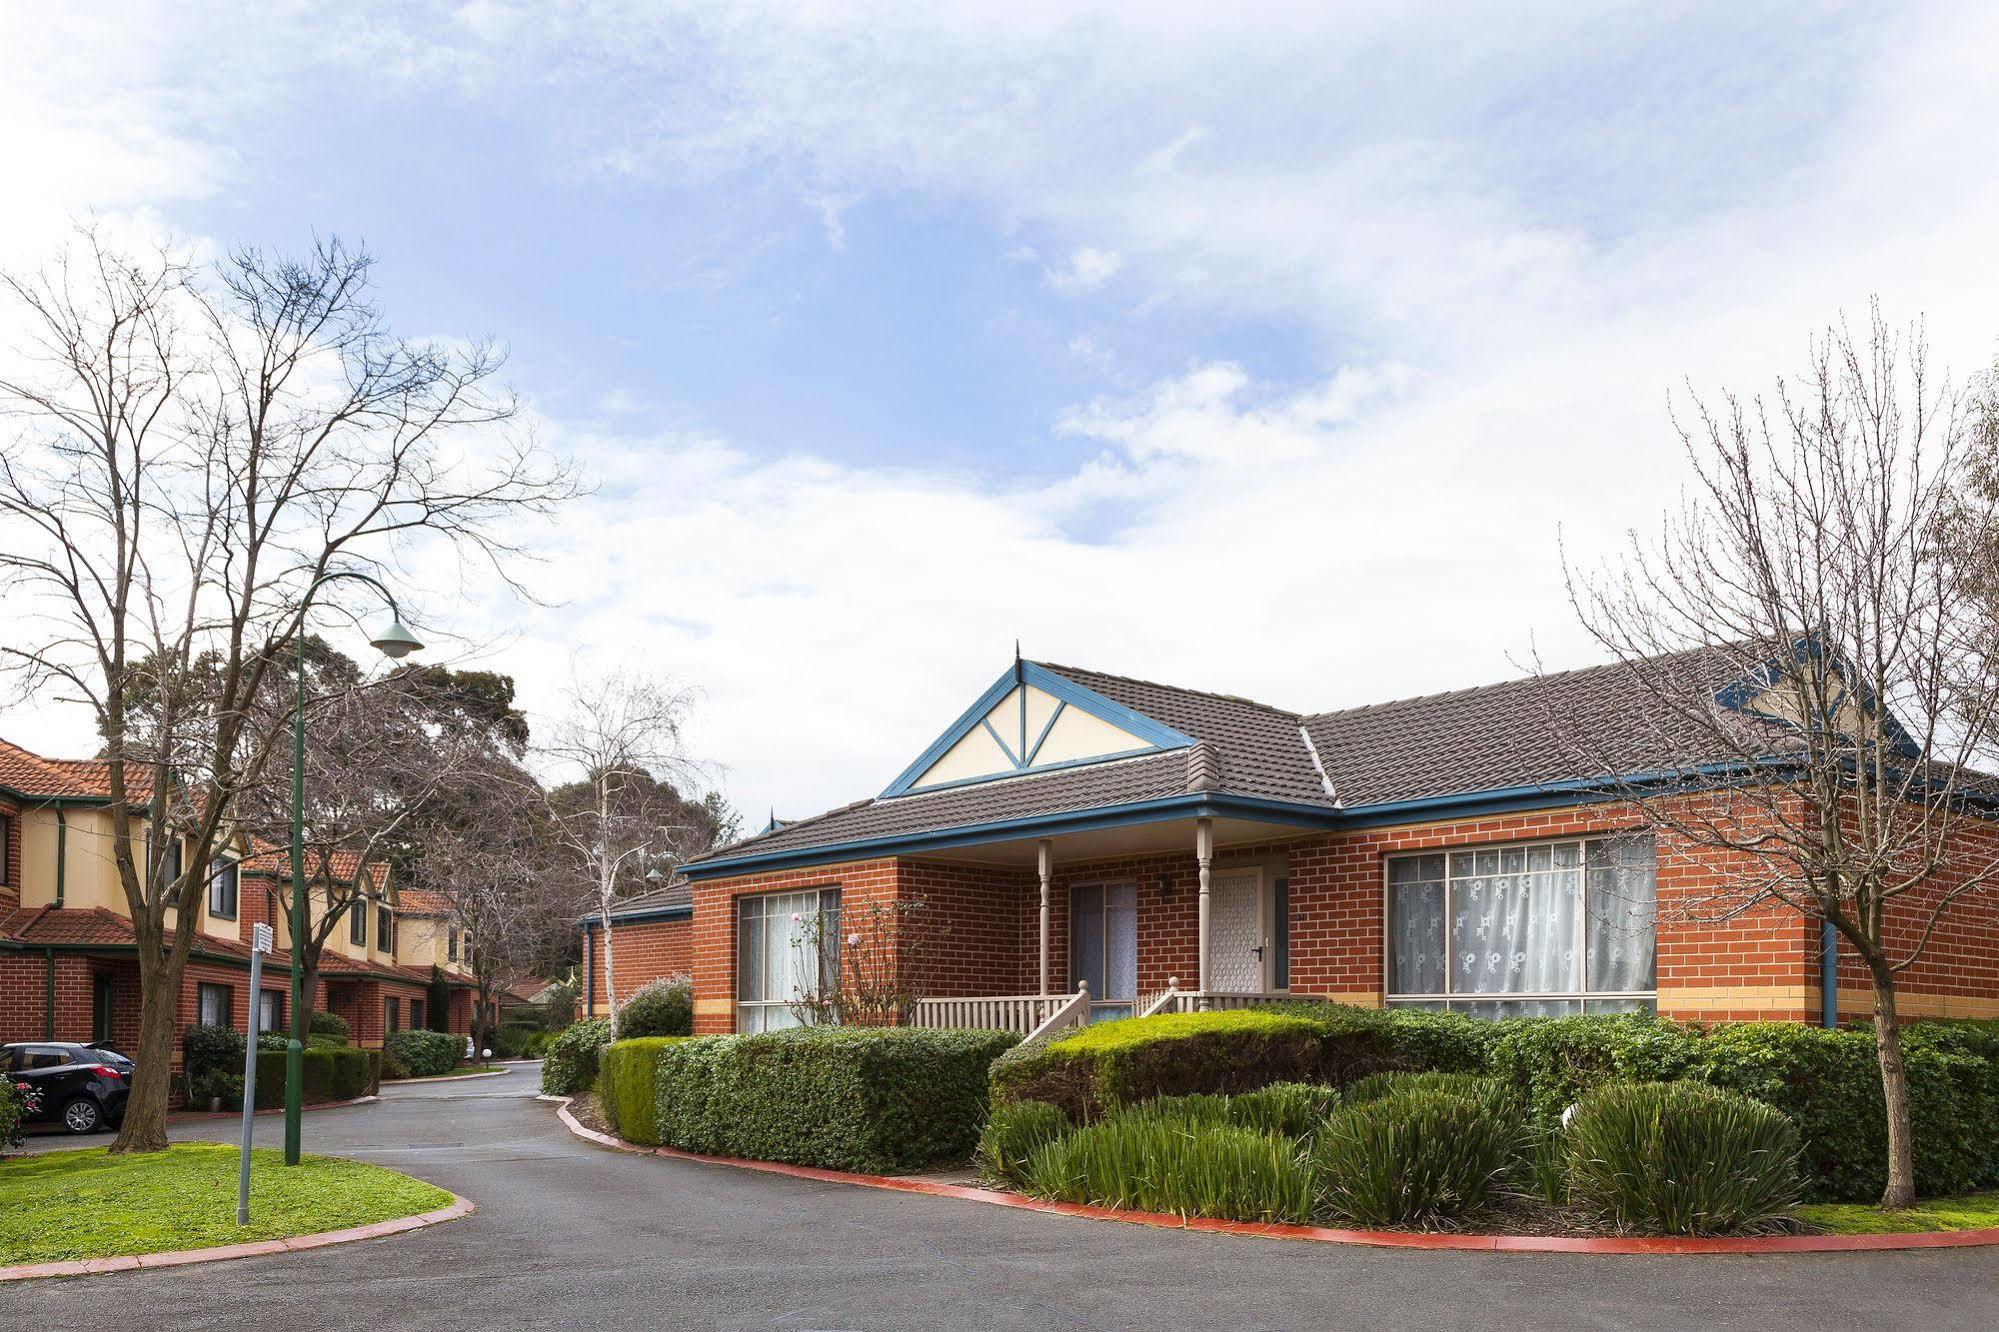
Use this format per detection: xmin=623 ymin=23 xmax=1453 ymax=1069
xmin=544 ymin=1097 xmax=1999 ymax=1256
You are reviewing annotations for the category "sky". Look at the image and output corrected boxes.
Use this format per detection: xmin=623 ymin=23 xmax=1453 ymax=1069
xmin=3 ymin=2 xmax=1998 ymax=827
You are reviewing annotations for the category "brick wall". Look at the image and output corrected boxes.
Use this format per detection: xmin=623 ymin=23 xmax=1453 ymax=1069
xmin=586 ymin=916 xmax=693 ymax=1014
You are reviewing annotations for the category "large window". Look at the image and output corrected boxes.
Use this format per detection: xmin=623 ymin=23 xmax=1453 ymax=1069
xmin=208 ymin=857 xmax=238 ymax=920
xmin=349 ymin=902 xmax=367 ymax=947
xmin=385 ymin=997 xmax=401 ymax=1033
xmin=1070 ymin=883 xmax=1137 ymax=1021
xmin=1386 ymin=834 xmax=1656 ymax=1016
xmin=197 ymin=983 xmax=232 ymax=1028
xmin=259 ymin=989 xmax=284 ymax=1035
xmin=735 ymin=888 xmax=841 ymax=1033
xmin=93 ymin=974 xmax=115 ymax=1042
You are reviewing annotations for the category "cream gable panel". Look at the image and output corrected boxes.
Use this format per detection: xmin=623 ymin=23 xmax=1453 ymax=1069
xmin=1032 ymin=703 xmax=1152 ymax=765
xmin=906 ymin=682 xmax=1158 ymax=791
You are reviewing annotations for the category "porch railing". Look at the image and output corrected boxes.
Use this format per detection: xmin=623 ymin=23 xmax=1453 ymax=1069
xmin=907 ymin=990 xmax=1081 ymax=1037
xmin=910 ymin=980 xmax=1292 ymax=1034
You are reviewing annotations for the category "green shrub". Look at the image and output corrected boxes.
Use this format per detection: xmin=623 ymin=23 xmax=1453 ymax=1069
xmin=494 ymin=1022 xmax=541 ymax=1059
xmin=253 ymin=1051 xmax=287 ymax=1109
xmin=307 ymin=1032 xmax=348 ymax=1049
xmin=182 ymin=1024 xmax=244 ymax=1082
xmin=308 ymin=1009 xmax=349 ymax=1039
xmin=327 ymin=1047 xmax=375 ymax=1100
xmin=0 ymin=1080 xmax=24 ymax=1149
xmin=654 ymin=1027 xmax=1018 ymax=1173
xmin=977 ymin=1099 xmax=1071 ymax=1188
xmin=1519 ymin=1124 xmax=1571 ymax=1205
xmin=600 ymin=1037 xmax=687 ymax=1145
xmin=256 ymin=1031 xmax=290 ymax=1053
xmin=540 ymin=1017 xmax=613 ymax=1096
xmin=1022 ymin=1117 xmax=1313 ymax=1223
xmin=385 ymin=1028 xmax=460 ymax=1079
xmin=617 ymin=976 xmax=694 ymax=1038
xmin=991 ymin=1011 xmax=1326 ymax=1119
xmin=1226 ymin=1082 xmax=1342 ymax=1140
xmin=1484 ymin=1014 xmax=1702 ymax=1128
xmin=1312 ymin=1086 xmax=1525 ymax=1228
xmin=1566 ymin=1081 xmax=1802 ymax=1236
xmin=1344 ymin=1070 xmax=1517 ymax=1115
xmin=191 ymin=1068 xmax=243 ymax=1107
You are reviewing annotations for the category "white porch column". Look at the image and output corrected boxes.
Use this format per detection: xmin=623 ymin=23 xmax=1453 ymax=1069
xmin=1195 ymin=817 xmax=1214 ymax=993
xmin=1038 ymin=838 xmax=1053 ymax=996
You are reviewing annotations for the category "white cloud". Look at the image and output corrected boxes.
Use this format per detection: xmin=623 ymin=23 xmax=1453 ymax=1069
xmin=1045 ymin=246 xmax=1124 ymax=295
xmin=3 ymin=1 xmax=1999 ymax=833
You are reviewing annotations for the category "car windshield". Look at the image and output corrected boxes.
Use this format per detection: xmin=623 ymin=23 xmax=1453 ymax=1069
xmin=88 ymin=1044 xmax=133 ymax=1065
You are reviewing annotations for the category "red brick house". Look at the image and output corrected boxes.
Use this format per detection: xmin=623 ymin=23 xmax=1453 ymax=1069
xmin=0 ymin=738 xmax=474 ymax=1076
xmin=588 ymin=655 xmax=1999 ymax=1039
xmin=581 ymin=879 xmax=691 ymax=1019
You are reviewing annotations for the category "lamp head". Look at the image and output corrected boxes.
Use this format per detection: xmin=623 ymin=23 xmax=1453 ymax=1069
xmin=369 ymin=614 xmax=424 ymax=660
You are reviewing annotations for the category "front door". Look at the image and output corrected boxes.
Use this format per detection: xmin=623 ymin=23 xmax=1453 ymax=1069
xmin=1208 ymin=868 xmax=1267 ymax=992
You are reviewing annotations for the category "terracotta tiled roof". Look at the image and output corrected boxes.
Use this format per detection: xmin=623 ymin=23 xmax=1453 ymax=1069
xmin=395 ymin=888 xmax=453 ymax=916
xmin=0 ymin=904 xmax=263 ymax=964
xmin=240 ymin=842 xmax=388 ymax=889
xmin=0 ymin=738 xmax=155 ymax=803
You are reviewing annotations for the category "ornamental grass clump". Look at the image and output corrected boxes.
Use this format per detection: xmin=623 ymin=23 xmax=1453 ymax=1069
xmin=976 ymin=1099 xmax=1071 ymax=1188
xmin=1022 ymin=1116 xmax=1313 ymax=1223
xmin=1343 ymin=1070 xmax=1515 ymax=1112
xmin=1226 ymin=1081 xmax=1342 ymax=1141
xmin=1564 ymin=1081 xmax=1802 ymax=1236
xmin=1311 ymin=1085 xmax=1525 ymax=1228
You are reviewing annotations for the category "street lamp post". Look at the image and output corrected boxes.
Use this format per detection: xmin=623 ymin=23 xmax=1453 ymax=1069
xmin=283 ymin=572 xmax=423 ymax=1167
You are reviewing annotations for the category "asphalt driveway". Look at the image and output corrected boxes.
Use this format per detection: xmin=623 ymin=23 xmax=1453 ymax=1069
xmin=7 ymin=1064 xmax=1998 ymax=1330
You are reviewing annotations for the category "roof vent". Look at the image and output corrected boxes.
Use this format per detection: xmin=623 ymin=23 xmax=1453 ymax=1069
xmin=1185 ymin=740 xmax=1224 ymax=793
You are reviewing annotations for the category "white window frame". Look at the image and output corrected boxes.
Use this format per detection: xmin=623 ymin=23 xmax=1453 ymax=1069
xmin=734 ymin=886 xmax=841 ymax=1033
xmin=1383 ymin=833 xmax=1657 ymax=1015
xmin=208 ymin=857 xmax=239 ymax=920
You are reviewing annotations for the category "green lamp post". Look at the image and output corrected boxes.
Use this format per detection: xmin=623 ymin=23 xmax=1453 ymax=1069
xmin=283 ymin=572 xmax=423 ymax=1166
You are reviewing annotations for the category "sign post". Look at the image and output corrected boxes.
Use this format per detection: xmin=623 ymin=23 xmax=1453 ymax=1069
xmin=238 ymin=921 xmax=273 ymax=1225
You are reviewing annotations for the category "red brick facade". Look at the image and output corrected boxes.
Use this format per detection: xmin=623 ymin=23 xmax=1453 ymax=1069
xmin=583 ymin=915 xmax=695 ymax=1015
xmin=631 ymin=795 xmax=1999 ymax=1035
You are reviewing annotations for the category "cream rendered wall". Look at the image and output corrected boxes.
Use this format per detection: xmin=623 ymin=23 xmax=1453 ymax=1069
xmin=19 ymin=806 xmax=130 ymax=913
xmin=1031 ymin=704 xmax=1149 ymax=766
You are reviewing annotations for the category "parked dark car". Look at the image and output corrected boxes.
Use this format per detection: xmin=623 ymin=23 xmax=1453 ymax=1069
xmin=3 ymin=1042 xmax=131 ymax=1134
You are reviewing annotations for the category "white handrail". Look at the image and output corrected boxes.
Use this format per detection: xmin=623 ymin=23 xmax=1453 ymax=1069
xmin=1138 ymin=977 xmax=1182 ymax=1017
xmin=1022 ymin=981 xmax=1091 ymax=1044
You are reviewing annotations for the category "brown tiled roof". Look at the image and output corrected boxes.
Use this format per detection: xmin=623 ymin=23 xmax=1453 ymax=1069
xmin=1298 ymin=647 xmax=1791 ymax=807
xmin=0 ymin=738 xmax=155 ymax=803
xmin=684 ymin=647 xmax=1859 ymax=872
xmin=241 ymin=842 xmax=388 ymax=889
xmin=0 ymin=904 xmax=263 ymax=965
xmin=601 ymin=877 xmax=692 ymax=921
xmin=396 ymin=888 xmax=453 ymax=916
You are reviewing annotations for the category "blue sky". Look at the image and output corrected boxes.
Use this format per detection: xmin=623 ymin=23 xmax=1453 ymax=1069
xmin=3 ymin=2 xmax=1997 ymax=823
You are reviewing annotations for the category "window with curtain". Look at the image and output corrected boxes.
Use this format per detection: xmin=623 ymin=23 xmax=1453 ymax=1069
xmin=735 ymin=888 xmax=841 ymax=1033
xmin=208 ymin=858 xmax=238 ymax=920
xmin=197 ymin=983 xmax=232 ymax=1028
xmin=1070 ymin=882 xmax=1138 ymax=1021
xmin=1386 ymin=834 xmax=1656 ymax=1016
xmin=259 ymin=988 xmax=284 ymax=1034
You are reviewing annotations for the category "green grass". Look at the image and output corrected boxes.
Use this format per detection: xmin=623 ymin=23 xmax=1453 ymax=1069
xmin=386 ymin=1063 xmax=504 ymax=1080
xmin=1794 ymin=1191 xmax=1999 ymax=1235
xmin=0 ymin=1143 xmax=454 ymax=1264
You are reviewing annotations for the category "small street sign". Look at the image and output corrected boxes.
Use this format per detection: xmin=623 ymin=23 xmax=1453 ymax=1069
xmin=252 ymin=922 xmax=274 ymax=955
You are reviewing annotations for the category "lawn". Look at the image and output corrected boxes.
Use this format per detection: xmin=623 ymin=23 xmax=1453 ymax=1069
xmin=0 ymin=1143 xmax=454 ymax=1264
xmin=1795 ymin=1192 xmax=1999 ymax=1235
xmin=387 ymin=1064 xmax=506 ymax=1081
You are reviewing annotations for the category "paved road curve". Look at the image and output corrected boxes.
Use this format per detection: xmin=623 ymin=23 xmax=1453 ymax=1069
xmin=8 ymin=1065 xmax=1998 ymax=1330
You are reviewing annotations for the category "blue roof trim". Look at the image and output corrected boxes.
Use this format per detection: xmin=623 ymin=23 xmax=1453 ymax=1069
xmin=1714 ymin=634 xmax=1923 ymax=758
xmin=683 ymin=791 xmax=1341 ymax=879
xmin=879 ymin=661 xmax=1196 ymax=798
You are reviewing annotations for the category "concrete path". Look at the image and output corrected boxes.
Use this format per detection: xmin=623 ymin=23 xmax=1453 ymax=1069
xmin=6 ymin=1063 xmax=1998 ymax=1330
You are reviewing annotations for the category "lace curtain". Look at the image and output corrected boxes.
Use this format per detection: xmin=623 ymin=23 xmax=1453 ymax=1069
xmin=1389 ymin=836 xmax=1655 ymax=1013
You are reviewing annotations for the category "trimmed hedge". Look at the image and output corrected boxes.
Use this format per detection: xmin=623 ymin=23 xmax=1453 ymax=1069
xmin=0 ymin=1079 xmax=23 ymax=1149
xmin=991 ymin=1006 xmax=1999 ymax=1202
xmin=385 ymin=1028 xmax=461 ymax=1079
xmin=991 ymin=1011 xmax=1325 ymax=1119
xmin=308 ymin=1009 xmax=349 ymax=1038
xmin=250 ymin=1047 xmax=380 ymax=1109
xmin=655 ymin=1027 xmax=1019 ymax=1173
xmin=541 ymin=1017 xmax=613 ymax=1096
xmin=600 ymin=1037 xmax=688 ymax=1145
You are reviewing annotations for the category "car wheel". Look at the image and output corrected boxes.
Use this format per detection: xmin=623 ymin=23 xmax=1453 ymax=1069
xmin=61 ymin=1096 xmax=103 ymax=1134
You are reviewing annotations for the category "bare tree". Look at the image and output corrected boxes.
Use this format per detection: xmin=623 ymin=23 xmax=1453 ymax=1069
xmin=1556 ymin=305 xmax=1999 ymax=1207
xmin=542 ymin=669 xmax=708 ymax=1034
xmin=231 ymin=646 xmax=504 ymax=1026
xmin=417 ymin=767 xmax=564 ymax=1056
xmin=0 ymin=227 xmax=576 ymax=1150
